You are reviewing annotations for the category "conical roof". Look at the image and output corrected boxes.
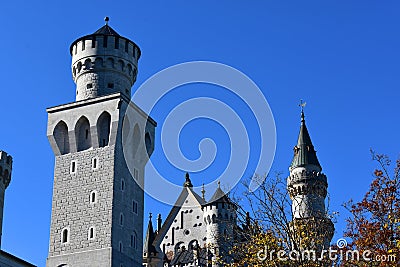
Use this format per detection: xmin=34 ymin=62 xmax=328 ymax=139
xmin=94 ymin=24 xmax=120 ymax=36
xmin=208 ymin=183 xmax=230 ymax=204
xmin=290 ymin=112 xmax=321 ymax=170
xmin=143 ymin=214 xmax=157 ymax=255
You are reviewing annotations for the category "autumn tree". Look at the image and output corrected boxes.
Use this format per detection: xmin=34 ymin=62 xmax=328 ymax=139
xmin=342 ymin=152 xmax=400 ymax=266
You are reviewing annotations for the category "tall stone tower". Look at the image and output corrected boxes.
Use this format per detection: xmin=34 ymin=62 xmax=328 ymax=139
xmin=287 ymin=110 xmax=334 ymax=251
xmin=46 ymin=19 xmax=156 ymax=267
xmin=0 ymin=151 xmax=12 ymax=248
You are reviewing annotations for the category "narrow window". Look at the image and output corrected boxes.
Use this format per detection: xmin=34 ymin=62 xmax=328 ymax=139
xmin=132 ymin=200 xmax=138 ymax=214
xmin=121 ymin=179 xmax=125 ymax=191
xmin=92 ymin=158 xmax=97 ymax=169
xmin=125 ymin=40 xmax=129 ymax=53
xmin=82 ymin=40 xmax=85 ymax=51
xmin=133 ymin=168 xmax=139 ymax=180
xmin=103 ymin=36 xmax=108 ymax=47
xmin=119 ymin=241 xmax=123 ymax=252
xmin=70 ymin=161 xmax=76 ymax=174
xmin=62 ymin=228 xmax=69 ymax=243
xmin=130 ymin=234 xmax=133 ymax=247
xmin=133 ymin=231 xmax=137 ymax=249
xmin=88 ymin=227 xmax=95 ymax=240
xmin=90 ymin=191 xmax=97 ymax=203
xmin=120 ymin=213 xmax=124 ymax=226
xmin=91 ymin=36 xmax=96 ymax=48
xmin=115 ymin=37 xmax=119 ymax=49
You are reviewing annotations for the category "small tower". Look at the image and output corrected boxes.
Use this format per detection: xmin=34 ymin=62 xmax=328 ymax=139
xmin=46 ymin=19 xmax=156 ymax=267
xmin=287 ymin=110 xmax=334 ymax=251
xmin=71 ymin=17 xmax=140 ymax=101
xmin=0 ymin=151 xmax=12 ymax=248
xmin=143 ymin=214 xmax=162 ymax=267
xmin=203 ymin=183 xmax=236 ymax=266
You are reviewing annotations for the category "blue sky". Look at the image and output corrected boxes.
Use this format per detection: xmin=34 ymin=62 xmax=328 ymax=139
xmin=1 ymin=1 xmax=400 ymax=266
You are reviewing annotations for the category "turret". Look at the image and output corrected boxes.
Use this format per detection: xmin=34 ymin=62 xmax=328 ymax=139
xmin=287 ymin=109 xmax=334 ymax=250
xmin=0 ymin=150 xmax=12 ymax=248
xmin=70 ymin=17 xmax=140 ymax=101
xmin=203 ymin=183 xmax=236 ymax=266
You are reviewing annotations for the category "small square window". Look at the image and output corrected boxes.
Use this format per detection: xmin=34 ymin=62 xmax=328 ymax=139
xmin=107 ymin=83 xmax=114 ymax=89
xmin=87 ymin=83 xmax=93 ymax=89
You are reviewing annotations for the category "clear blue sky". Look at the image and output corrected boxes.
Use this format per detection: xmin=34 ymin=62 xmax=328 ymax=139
xmin=1 ymin=1 xmax=400 ymax=266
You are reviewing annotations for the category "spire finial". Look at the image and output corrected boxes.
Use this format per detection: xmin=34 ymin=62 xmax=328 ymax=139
xmin=217 ymin=180 xmax=221 ymax=188
xmin=299 ymin=99 xmax=306 ymax=122
xmin=183 ymin=172 xmax=193 ymax=187
xmin=201 ymin=183 xmax=206 ymax=200
xmin=149 ymin=212 xmax=152 ymax=221
xmin=104 ymin=16 xmax=110 ymax=25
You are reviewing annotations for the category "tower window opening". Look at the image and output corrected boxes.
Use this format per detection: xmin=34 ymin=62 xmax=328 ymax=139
xmin=103 ymin=36 xmax=108 ymax=47
xmin=87 ymin=83 xmax=93 ymax=89
xmin=88 ymin=227 xmax=95 ymax=239
xmin=125 ymin=40 xmax=129 ymax=53
xmin=115 ymin=37 xmax=119 ymax=49
xmin=91 ymin=36 xmax=96 ymax=48
xmin=70 ymin=161 xmax=76 ymax=174
xmin=121 ymin=179 xmax=125 ymax=191
xmin=90 ymin=191 xmax=97 ymax=203
xmin=133 ymin=231 xmax=138 ymax=250
xmin=133 ymin=168 xmax=139 ymax=180
xmin=132 ymin=200 xmax=138 ymax=214
xmin=107 ymin=83 xmax=114 ymax=89
xmin=130 ymin=234 xmax=133 ymax=247
xmin=120 ymin=213 xmax=124 ymax=226
xmin=119 ymin=241 xmax=123 ymax=252
xmin=92 ymin=158 xmax=97 ymax=169
xmin=61 ymin=228 xmax=69 ymax=243
xmin=82 ymin=40 xmax=85 ymax=51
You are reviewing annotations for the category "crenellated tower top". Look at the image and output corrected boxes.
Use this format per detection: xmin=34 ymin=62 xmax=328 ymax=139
xmin=0 ymin=151 xmax=12 ymax=189
xmin=70 ymin=17 xmax=141 ymax=101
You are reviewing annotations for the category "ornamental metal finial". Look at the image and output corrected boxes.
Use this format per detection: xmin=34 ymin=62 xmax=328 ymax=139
xmin=104 ymin=16 xmax=110 ymax=25
xmin=299 ymin=99 xmax=306 ymax=122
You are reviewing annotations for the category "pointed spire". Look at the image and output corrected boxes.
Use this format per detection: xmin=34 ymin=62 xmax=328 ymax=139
xmin=290 ymin=106 xmax=321 ymax=171
xmin=144 ymin=213 xmax=157 ymax=255
xmin=183 ymin=172 xmax=193 ymax=187
xmin=157 ymin=214 xmax=162 ymax=233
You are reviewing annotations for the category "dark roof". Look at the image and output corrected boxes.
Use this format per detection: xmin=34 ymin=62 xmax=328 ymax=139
xmin=143 ymin=216 xmax=157 ymax=255
xmin=208 ymin=187 xmax=230 ymax=204
xmin=94 ymin=25 xmax=120 ymax=36
xmin=290 ymin=112 xmax=322 ymax=170
xmin=170 ymin=248 xmax=208 ymax=266
xmin=0 ymin=250 xmax=36 ymax=267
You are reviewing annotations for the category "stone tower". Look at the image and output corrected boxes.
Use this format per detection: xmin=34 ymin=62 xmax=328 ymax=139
xmin=287 ymin=110 xmax=334 ymax=251
xmin=46 ymin=19 xmax=156 ymax=267
xmin=0 ymin=151 xmax=12 ymax=248
xmin=203 ymin=184 xmax=236 ymax=266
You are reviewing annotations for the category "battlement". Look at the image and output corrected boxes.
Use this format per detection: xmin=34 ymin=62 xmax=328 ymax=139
xmin=69 ymin=24 xmax=141 ymax=101
xmin=0 ymin=151 xmax=12 ymax=189
xmin=0 ymin=151 xmax=12 ymax=167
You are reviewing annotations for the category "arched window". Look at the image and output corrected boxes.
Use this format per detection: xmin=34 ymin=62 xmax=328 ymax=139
xmin=53 ymin=121 xmax=69 ymax=155
xmin=84 ymin=59 xmax=91 ymax=70
xmin=145 ymin=132 xmax=152 ymax=156
xmin=75 ymin=116 xmax=92 ymax=151
xmin=95 ymin=58 xmax=103 ymax=68
xmin=133 ymin=231 xmax=138 ymax=250
xmin=61 ymin=228 xmax=69 ymax=243
xmin=97 ymin=112 xmax=111 ymax=147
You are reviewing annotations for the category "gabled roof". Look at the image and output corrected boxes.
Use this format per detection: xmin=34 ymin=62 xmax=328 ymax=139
xmin=153 ymin=175 xmax=205 ymax=246
xmin=290 ymin=112 xmax=322 ymax=170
